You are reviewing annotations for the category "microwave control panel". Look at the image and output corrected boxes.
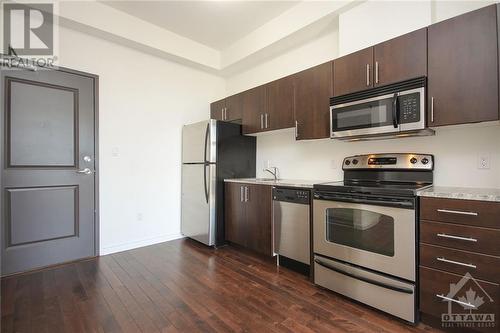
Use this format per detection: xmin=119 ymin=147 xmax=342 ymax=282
xmin=399 ymin=92 xmax=420 ymax=124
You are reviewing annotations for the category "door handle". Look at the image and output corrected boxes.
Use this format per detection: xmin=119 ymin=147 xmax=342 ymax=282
xmin=366 ymin=64 xmax=370 ymax=86
xmin=392 ymin=93 xmax=399 ymax=128
xmin=77 ymin=168 xmax=93 ymax=175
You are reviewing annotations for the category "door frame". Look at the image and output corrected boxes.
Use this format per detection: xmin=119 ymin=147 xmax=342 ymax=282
xmin=0 ymin=57 xmax=100 ymax=274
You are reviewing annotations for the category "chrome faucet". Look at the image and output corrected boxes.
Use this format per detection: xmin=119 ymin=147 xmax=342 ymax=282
xmin=263 ymin=167 xmax=279 ymax=181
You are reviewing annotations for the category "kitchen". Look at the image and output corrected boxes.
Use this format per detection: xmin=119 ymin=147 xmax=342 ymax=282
xmin=1 ymin=1 xmax=499 ymax=332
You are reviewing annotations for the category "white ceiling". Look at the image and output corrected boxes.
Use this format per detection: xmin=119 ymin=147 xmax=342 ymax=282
xmin=101 ymin=1 xmax=299 ymax=50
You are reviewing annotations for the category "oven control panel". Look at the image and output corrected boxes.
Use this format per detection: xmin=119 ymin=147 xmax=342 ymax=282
xmin=343 ymin=153 xmax=433 ymax=170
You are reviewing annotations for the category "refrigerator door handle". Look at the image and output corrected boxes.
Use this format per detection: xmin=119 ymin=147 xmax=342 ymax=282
xmin=203 ymin=123 xmax=210 ymax=163
xmin=203 ymin=164 xmax=209 ymax=203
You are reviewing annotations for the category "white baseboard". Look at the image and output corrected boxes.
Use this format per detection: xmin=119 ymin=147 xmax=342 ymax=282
xmin=99 ymin=233 xmax=183 ymax=256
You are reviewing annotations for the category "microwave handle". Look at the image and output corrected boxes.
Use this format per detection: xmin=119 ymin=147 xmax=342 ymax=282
xmin=392 ymin=93 xmax=399 ymax=128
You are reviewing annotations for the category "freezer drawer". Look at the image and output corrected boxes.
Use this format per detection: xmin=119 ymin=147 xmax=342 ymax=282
xmin=314 ymin=255 xmax=415 ymax=323
xmin=181 ymin=164 xmax=216 ymax=245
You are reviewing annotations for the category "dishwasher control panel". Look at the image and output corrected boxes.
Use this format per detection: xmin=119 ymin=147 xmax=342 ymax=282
xmin=273 ymin=187 xmax=310 ymax=205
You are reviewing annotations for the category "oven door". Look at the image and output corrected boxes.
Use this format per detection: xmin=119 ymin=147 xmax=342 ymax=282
xmin=331 ymin=93 xmax=399 ymax=138
xmin=313 ymin=195 xmax=416 ymax=281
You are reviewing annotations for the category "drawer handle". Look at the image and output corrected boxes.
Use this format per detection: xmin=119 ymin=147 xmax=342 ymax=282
xmin=436 ymin=233 xmax=478 ymax=242
xmin=436 ymin=294 xmax=476 ymax=309
xmin=436 ymin=257 xmax=477 ymax=269
xmin=437 ymin=209 xmax=478 ymax=216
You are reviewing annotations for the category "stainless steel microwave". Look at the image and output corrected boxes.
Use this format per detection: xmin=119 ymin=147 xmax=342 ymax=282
xmin=330 ymin=77 xmax=433 ymax=140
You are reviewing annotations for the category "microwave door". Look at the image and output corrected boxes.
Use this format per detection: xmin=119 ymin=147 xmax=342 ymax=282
xmin=331 ymin=93 xmax=400 ymax=139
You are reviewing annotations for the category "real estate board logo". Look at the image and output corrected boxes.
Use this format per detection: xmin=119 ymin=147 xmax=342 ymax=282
xmin=440 ymin=272 xmax=496 ymax=331
xmin=3 ymin=3 xmax=53 ymax=55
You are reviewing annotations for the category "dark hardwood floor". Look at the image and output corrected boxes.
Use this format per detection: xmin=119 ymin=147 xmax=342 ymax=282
xmin=1 ymin=238 xmax=441 ymax=333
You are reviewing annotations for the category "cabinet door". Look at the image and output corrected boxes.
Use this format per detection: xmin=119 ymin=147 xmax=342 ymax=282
xmin=374 ymin=28 xmax=427 ymax=87
xmin=333 ymin=47 xmax=373 ymax=96
xmin=210 ymin=99 xmax=226 ymax=120
xmin=266 ymin=75 xmax=294 ymax=131
xmin=293 ymin=61 xmax=333 ymax=140
xmin=245 ymin=184 xmax=272 ymax=256
xmin=242 ymin=85 xmax=267 ymax=134
xmin=224 ymin=182 xmax=246 ymax=247
xmin=225 ymin=93 xmax=243 ymax=122
xmin=428 ymin=5 xmax=499 ymax=126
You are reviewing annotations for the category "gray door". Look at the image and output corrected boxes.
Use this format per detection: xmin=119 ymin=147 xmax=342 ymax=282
xmin=1 ymin=67 xmax=97 ymax=275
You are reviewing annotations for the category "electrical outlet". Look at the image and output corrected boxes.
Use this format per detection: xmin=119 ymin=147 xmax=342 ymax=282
xmin=478 ymin=154 xmax=491 ymax=169
xmin=137 ymin=213 xmax=143 ymax=221
xmin=112 ymin=147 xmax=119 ymax=157
xmin=331 ymin=159 xmax=337 ymax=169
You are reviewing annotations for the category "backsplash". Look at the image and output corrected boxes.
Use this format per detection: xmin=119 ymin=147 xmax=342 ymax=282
xmin=256 ymin=123 xmax=500 ymax=188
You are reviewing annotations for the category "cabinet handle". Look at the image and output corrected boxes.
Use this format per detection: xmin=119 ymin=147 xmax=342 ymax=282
xmin=436 ymin=233 xmax=478 ymax=243
xmin=244 ymin=186 xmax=249 ymax=202
xmin=265 ymin=113 xmax=269 ymax=129
xmin=375 ymin=61 xmax=379 ymax=84
xmin=224 ymin=107 xmax=228 ymax=120
xmin=366 ymin=64 xmax=370 ymax=86
xmin=240 ymin=186 xmax=244 ymax=202
xmin=295 ymin=120 xmax=299 ymax=138
xmin=437 ymin=208 xmax=478 ymax=216
xmin=436 ymin=295 xmax=476 ymax=309
xmin=221 ymin=108 xmax=225 ymax=120
xmin=260 ymin=114 xmax=264 ymax=129
xmin=436 ymin=257 xmax=476 ymax=269
xmin=431 ymin=97 xmax=434 ymax=123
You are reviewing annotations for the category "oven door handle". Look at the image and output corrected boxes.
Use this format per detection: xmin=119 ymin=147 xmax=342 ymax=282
xmin=314 ymin=259 xmax=414 ymax=294
xmin=315 ymin=194 xmax=414 ymax=208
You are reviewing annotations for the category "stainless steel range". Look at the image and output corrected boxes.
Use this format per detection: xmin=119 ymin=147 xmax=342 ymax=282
xmin=312 ymin=153 xmax=434 ymax=324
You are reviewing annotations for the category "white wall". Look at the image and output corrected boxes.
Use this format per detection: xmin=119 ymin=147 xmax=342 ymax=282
xmin=226 ymin=0 xmax=500 ymax=189
xmin=255 ymin=124 xmax=500 ymax=188
xmin=339 ymin=0 xmax=431 ymax=55
xmin=57 ymin=26 xmax=225 ymax=255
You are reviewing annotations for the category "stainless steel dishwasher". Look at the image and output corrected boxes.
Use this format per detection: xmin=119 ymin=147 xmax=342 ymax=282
xmin=272 ymin=187 xmax=311 ymax=274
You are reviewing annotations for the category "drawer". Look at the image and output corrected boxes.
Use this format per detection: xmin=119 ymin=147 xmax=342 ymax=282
xmin=420 ymin=266 xmax=499 ymax=333
xmin=420 ymin=197 xmax=500 ymax=228
xmin=420 ymin=243 xmax=500 ymax=283
xmin=420 ymin=220 xmax=500 ymax=256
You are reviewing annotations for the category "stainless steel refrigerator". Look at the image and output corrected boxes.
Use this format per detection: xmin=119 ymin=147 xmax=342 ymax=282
xmin=181 ymin=119 xmax=256 ymax=246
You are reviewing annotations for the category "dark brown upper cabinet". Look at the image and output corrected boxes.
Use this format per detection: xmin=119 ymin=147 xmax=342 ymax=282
xmin=293 ymin=61 xmax=333 ymax=140
xmin=266 ymin=75 xmax=295 ymax=131
xmin=333 ymin=47 xmax=373 ymax=97
xmin=428 ymin=4 xmax=499 ymax=126
xmin=242 ymin=85 xmax=267 ymax=134
xmin=225 ymin=93 xmax=243 ymax=122
xmin=373 ymin=28 xmax=427 ymax=87
xmin=210 ymin=98 xmax=226 ymax=121
xmin=209 ymin=94 xmax=242 ymax=122
xmin=334 ymin=29 xmax=427 ymax=97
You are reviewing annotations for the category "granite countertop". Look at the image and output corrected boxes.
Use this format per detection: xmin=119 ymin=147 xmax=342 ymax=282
xmin=417 ymin=186 xmax=500 ymax=202
xmin=224 ymin=178 xmax=334 ymax=189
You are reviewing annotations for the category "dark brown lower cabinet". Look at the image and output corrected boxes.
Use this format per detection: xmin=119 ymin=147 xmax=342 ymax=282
xmin=225 ymin=182 xmax=272 ymax=256
xmin=419 ymin=197 xmax=500 ymax=333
